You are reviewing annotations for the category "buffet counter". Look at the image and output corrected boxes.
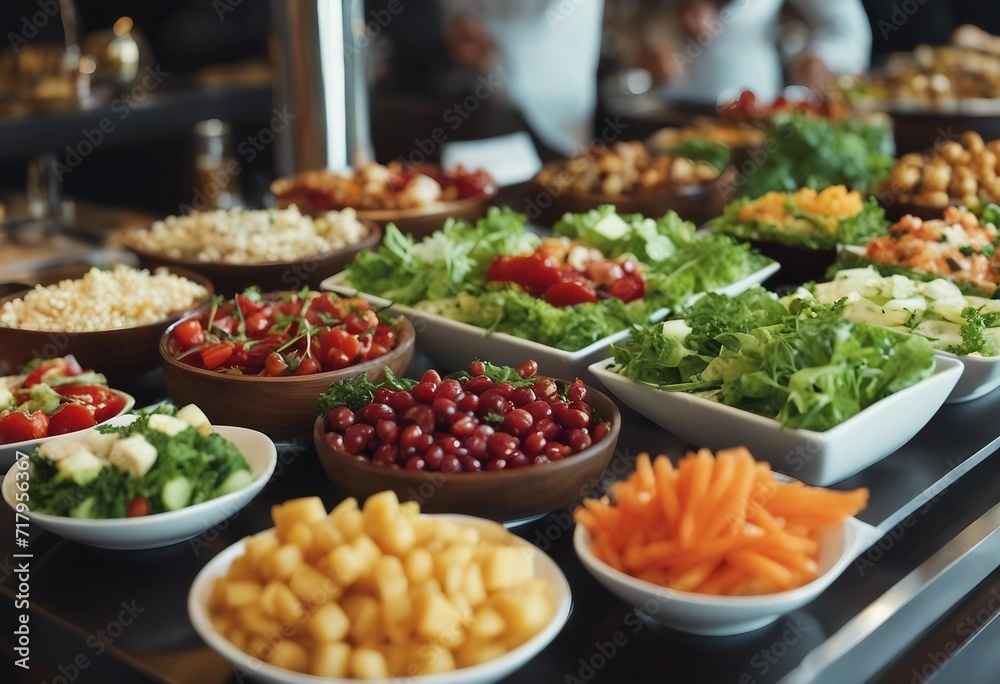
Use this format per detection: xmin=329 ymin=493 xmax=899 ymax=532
xmin=2 ymin=349 xmax=999 ymax=684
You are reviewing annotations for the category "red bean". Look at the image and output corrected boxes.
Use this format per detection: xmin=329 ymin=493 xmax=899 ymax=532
xmin=402 ymin=405 xmax=435 ymax=433
xmin=533 ymin=378 xmax=559 ymax=400
xmin=412 ymin=381 xmax=438 ymax=404
xmin=473 ymin=424 xmax=495 ymax=439
xmin=390 ymin=390 xmax=416 ymax=411
xmin=570 ymin=401 xmax=593 ymax=419
xmin=545 ymin=442 xmax=571 ymax=460
xmin=373 ymin=387 xmax=395 ymax=405
xmin=516 ymin=360 xmax=538 ymax=378
xmin=460 ymin=456 xmax=482 ymax=472
xmin=466 ymin=434 xmax=487 ymax=459
xmin=421 ymin=369 xmax=442 ymax=384
xmin=344 ymin=424 xmax=374 ymax=454
xmin=565 ymin=428 xmax=592 ymax=453
xmin=508 ymin=451 xmax=529 ymax=468
xmin=477 ymin=391 xmax=506 ymax=417
xmin=357 ymin=403 xmax=394 ymax=425
xmin=485 ymin=458 xmax=507 ymax=471
xmin=494 ymin=382 xmax=513 ymax=398
xmin=326 ymin=407 xmax=355 ymax=432
xmin=535 ymin=417 xmax=560 ymax=440
xmin=325 ymin=431 xmax=345 ymax=451
xmin=423 ymin=444 xmax=444 ymax=469
xmin=440 ymin=456 xmax=462 ymax=473
xmin=524 ymin=432 xmax=546 ymax=456
xmin=375 ymin=419 xmax=400 ymax=444
xmin=503 ymin=409 xmax=533 ymax=435
xmin=553 ymin=405 xmax=590 ymax=430
xmin=509 ymin=387 xmax=536 ymax=407
xmin=487 ymin=432 xmax=518 ymax=459
xmin=457 ymin=393 xmax=479 ymax=413
xmin=399 ymin=425 xmax=424 ymax=451
xmin=405 ymin=456 xmax=426 ymax=471
xmin=436 ymin=434 xmax=462 ymax=454
xmin=431 ymin=398 xmax=458 ymax=421
xmin=464 ymin=376 xmax=493 ymax=395
xmin=523 ymin=400 xmax=553 ymax=422
xmin=435 ymin=379 xmax=465 ymax=402
xmin=373 ymin=444 xmax=398 ymax=466
xmin=566 ymin=381 xmax=587 ymax=403
xmin=450 ymin=415 xmax=478 ymax=437
xmin=593 ymin=421 xmax=611 ymax=442
xmin=415 ymin=433 xmax=434 ymax=452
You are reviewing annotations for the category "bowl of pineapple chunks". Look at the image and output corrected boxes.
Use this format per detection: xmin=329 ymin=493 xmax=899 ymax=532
xmin=188 ymin=491 xmax=572 ymax=683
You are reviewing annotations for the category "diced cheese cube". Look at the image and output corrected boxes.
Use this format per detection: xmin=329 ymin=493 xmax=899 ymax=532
xmin=39 ymin=438 xmax=93 ymax=463
xmin=108 ymin=434 xmax=158 ymax=477
xmin=81 ymin=431 xmax=119 ymax=460
xmin=176 ymin=404 xmax=212 ymax=435
xmin=147 ymin=414 xmax=192 ymax=437
xmin=56 ymin=448 xmax=107 ymax=485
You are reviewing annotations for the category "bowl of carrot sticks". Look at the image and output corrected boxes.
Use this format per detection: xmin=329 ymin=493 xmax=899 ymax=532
xmin=572 ymin=447 xmax=876 ymax=636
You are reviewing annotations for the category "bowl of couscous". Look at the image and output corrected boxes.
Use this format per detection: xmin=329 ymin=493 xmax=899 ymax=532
xmin=122 ymin=207 xmax=382 ymax=297
xmin=0 ymin=264 xmax=213 ymax=378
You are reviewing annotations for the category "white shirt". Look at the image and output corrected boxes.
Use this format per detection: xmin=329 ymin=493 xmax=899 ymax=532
xmin=654 ymin=0 xmax=871 ymax=104
xmin=439 ymin=0 xmax=604 ymax=154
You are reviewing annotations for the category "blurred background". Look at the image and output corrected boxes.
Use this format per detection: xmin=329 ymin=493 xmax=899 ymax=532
xmin=0 ymin=0 xmax=997 ymax=218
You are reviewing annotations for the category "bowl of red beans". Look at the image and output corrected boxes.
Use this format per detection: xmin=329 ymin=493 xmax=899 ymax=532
xmin=312 ymin=359 xmax=621 ymax=523
xmin=160 ymin=288 xmax=415 ymax=438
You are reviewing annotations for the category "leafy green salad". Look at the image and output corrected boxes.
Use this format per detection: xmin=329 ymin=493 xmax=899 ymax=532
xmin=344 ymin=206 xmax=772 ymax=351
xmin=28 ymin=404 xmax=253 ymax=518
xmin=801 ymin=267 xmax=1000 ymax=357
xmin=611 ymin=286 xmax=936 ymax=431
xmin=735 ymin=112 xmax=894 ymax=199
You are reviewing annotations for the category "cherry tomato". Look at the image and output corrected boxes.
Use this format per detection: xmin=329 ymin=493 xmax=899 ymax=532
xmin=264 ymin=352 xmax=288 ymax=376
xmin=294 ymin=356 xmax=321 ymax=375
xmin=127 ymin=495 xmax=150 ymax=518
xmin=200 ymin=342 xmax=235 ymax=370
xmin=172 ymin=319 xmax=206 ymax=350
xmin=0 ymin=411 xmax=49 ymax=443
xmin=608 ymin=275 xmax=646 ymax=303
xmin=544 ymin=281 xmax=597 ymax=307
xmin=47 ymin=403 xmax=97 ymax=435
xmin=22 ymin=360 xmax=62 ymax=388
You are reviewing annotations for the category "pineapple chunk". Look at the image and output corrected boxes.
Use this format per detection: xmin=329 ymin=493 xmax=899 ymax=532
xmin=176 ymin=404 xmax=212 ymax=435
xmin=55 ymin=448 xmax=107 ymax=485
xmin=147 ymin=414 xmax=192 ymax=437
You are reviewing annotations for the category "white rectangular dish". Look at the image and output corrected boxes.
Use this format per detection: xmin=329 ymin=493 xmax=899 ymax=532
xmin=588 ymin=356 xmax=963 ymax=486
xmin=321 ymin=262 xmax=778 ymax=380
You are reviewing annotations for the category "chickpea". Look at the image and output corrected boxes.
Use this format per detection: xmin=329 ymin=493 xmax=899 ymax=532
xmin=694 ymin=161 xmax=720 ymax=181
xmin=670 ymin=157 xmax=696 ymax=183
xmin=961 ymin=131 xmax=985 ymax=154
xmin=960 ymin=194 xmax=980 ymax=209
xmin=922 ymin=162 xmax=952 ymax=192
xmin=958 ymin=150 xmax=973 ymax=165
xmin=941 ymin=142 xmax=964 ymax=164
xmin=892 ymin=165 xmax=921 ymax=189
xmin=601 ymin=174 xmax=624 ymax=195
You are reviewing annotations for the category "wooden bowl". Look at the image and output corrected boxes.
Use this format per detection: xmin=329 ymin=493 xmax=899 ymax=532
xmin=876 ymin=195 xmax=956 ymax=222
xmin=0 ymin=267 xmax=213 ymax=379
xmin=312 ymin=383 xmax=622 ymax=523
xmin=526 ymin=167 xmax=734 ymax=227
xmin=122 ymin=223 xmax=382 ymax=298
xmin=271 ymin=178 xmax=497 ymax=241
xmin=159 ymin=316 xmax=416 ymax=439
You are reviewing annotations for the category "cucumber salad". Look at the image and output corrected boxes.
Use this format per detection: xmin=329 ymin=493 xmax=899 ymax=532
xmin=27 ymin=404 xmax=254 ymax=519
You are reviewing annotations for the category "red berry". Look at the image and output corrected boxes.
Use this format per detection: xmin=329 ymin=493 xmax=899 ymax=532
xmin=326 ymin=407 xmax=355 ymax=432
xmin=344 ymin=424 xmax=374 ymax=454
xmin=421 ymin=369 xmax=442 ymax=384
xmin=516 ymin=360 xmax=538 ymax=378
xmin=468 ymin=360 xmax=486 ymax=377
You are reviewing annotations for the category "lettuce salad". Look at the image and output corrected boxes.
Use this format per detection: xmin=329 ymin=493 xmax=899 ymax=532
xmin=611 ymin=286 xmax=935 ymax=431
xmin=344 ymin=206 xmax=772 ymax=351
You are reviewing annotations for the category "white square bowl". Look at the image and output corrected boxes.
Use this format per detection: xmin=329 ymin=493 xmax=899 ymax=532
xmin=588 ymin=356 xmax=964 ymax=486
xmin=937 ymin=350 xmax=1000 ymax=403
xmin=321 ymin=262 xmax=778 ymax=380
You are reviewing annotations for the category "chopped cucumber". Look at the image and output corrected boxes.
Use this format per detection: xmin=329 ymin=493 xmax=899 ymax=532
xmin=212 ymin=469 xmax=253 ymax=498
xmin=161 ymin=476 xmax=193 ymax=511
xmin=70 ymin=497 xmax=97 ymax=519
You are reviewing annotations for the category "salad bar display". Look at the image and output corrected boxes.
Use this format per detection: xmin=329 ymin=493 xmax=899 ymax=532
xmin=9 ymin=84 xmax=1000 ymax=684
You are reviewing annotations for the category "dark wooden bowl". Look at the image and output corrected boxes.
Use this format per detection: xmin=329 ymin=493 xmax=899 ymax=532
xmin=123 ymin=223 xmax=382 ymax=298
xmin=746 ymin=241 xmax=836 ymax=288
xmin=159 ymin=316 xmax=416 ymax=439
xmin=877 ymin=195 xmax=956 ymax=222
xmin=883 ymin=106 xmax=1000 ymax=156
xmin=527 ymin=167 xmax=734 ymax=227
xmin=313 ymin=383 xmax=622 ymax=523
xmin=0 ymin=267 xmax=213 ymax=379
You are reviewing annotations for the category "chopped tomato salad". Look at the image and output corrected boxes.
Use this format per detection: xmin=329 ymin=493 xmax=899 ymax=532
xmin=0 ymin=356 xmax=128 ymax=444
xmin=169 ymin=289 xmax=400 ymax=376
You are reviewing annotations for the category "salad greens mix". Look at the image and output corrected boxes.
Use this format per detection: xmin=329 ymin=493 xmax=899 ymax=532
xmin=343 ymin=206 xmax=772 ymax=352
xmin=612 ymin=286 xmax=936 ymax=431
xmin=28 ymin=405 xmax=253 ymax=518
xmin=735 ymin=112 xmax=894 ymax=199
xmin=802 ymin=267 xmax=1000 ymax=357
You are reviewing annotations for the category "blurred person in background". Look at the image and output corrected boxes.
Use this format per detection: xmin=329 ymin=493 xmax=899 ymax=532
xmin=439 ymin=0 xmax=605 ymax=155
xmin=636 ymin=0 xmax=871 ymax=104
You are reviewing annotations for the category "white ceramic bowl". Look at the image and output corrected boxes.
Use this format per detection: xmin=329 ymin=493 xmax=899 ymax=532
xmin=935 ymin=351 xmax=1000 ymax=404
xmin=574 ymin=517 xmax=877 ymax=636
xmin=1 ymin=417 xmax=277 ymax=550
xmin=589 ymin=356 xmax=963 ymax=486
xmin=0 ymin=375 xmax=135 ymax=470
xmin=188 ymin=514 xmax=572 ymax=684
xmin=321 ymin=262 xmax=778 ymax=380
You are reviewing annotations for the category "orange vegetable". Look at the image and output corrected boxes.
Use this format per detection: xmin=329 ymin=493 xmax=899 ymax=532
xmin=574 ymin=448 xmax=868 ymax=596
